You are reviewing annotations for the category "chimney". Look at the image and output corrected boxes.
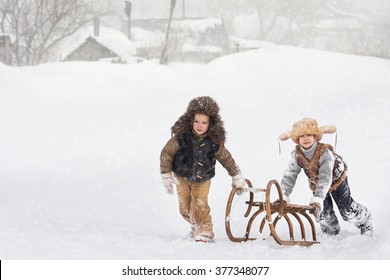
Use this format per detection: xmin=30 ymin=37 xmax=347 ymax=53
xmin=93 ymin=17 xmax=100 ymax=37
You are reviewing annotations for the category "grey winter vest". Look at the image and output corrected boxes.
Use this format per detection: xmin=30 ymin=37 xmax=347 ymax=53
xmin=172 ymin=132 xmax=220 ymax=182
xmin=295 ymin=143 xmax=348 ymax=193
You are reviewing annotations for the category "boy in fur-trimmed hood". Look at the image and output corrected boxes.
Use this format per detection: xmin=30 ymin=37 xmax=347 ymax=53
xmin=279 ymin=118 xmax=373 ymax=236
xmin=160 ymin=96 xmax=245 ymax=243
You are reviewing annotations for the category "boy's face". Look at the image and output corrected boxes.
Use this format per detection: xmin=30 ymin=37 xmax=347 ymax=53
xmin=193 ymin=113 xmax=210 ymax=136
xmin=299 ymin=134 xmax=315 ymax=149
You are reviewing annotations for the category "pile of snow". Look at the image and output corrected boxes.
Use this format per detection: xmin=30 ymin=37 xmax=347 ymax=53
xmin=0 ymin=45 xmax=389 ymax=261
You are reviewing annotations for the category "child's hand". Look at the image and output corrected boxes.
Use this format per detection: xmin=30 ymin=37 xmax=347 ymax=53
xmin=235 ymin=187 xmax=246 ymax=196
xmin=161 ymin=173 xmax=177 ymax=195
xmin=232 ymin=173 xmax=245 ymax=189
xmin=309 ymin=203 xmax=322 ymax=218
xmin=309 ymin=196 xmax=323 ymax=218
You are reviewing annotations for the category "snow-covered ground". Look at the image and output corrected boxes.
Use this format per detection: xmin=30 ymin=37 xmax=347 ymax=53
xmin=1 ymin=46 xmax=389 ymax=264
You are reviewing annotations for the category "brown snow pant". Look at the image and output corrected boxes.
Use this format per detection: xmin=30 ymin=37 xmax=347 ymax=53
xmin=176 ymin=178 xmax=214 ymax=239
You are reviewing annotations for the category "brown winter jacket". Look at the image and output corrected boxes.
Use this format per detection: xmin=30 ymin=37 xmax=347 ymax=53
xmin=160 ymin=132 xmax=239 ymax=182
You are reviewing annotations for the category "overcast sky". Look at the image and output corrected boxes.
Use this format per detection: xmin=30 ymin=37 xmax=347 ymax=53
xmin=110 ymin=0 xmax=219 ymax=19
xmin=106 ymin=0 xmax=390 ymax=21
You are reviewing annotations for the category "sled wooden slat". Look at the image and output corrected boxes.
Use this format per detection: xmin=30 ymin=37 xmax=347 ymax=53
xmin=225 ymin=179 xmax=319 ymax=246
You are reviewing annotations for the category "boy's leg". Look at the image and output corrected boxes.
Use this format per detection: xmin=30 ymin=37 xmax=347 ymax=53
xmin=331 ymin=178 xmax=373 ymax=236
xmin=319 ymin=193 xmax=340 ymax=235
xmin=176 ymin=179 xmax=192 ymax=224
xmin=191 ymin=180 xmax=214 ymax=240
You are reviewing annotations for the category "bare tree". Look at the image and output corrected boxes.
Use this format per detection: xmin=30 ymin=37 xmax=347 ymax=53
xmin=0 ymin=0 xmax=109 ymax=65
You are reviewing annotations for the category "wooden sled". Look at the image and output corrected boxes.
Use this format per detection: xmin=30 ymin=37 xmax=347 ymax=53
xmin=225 ymin=179 xmax=319 ymax=246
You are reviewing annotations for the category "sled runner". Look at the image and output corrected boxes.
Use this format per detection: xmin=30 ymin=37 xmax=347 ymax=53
xmin=225 ymin=179 xmax=319 ymax=246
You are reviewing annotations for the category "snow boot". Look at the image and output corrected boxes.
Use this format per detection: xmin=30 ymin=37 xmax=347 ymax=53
xmin=360 ymin=223 xmax=373 ymax=237
xmin=357 ymin=213 xmax=373 ymax=237
xmin=187 ymin=226 xmax=196 ymax=239
xmin=194 ymin=235 xmax=214 ymax=243
xmin=341 ymin=201 xmax=373 ymax=237
xmin=319 ymin=212 xmax=340 ymax=236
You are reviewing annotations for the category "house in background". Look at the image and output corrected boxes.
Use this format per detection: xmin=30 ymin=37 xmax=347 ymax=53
xmin=0 ymin=33 xmax=13 ymax=65
xmin=130 ymin=27 xmax=165 ymax=60
xmin=169 ymin=18 xmax=231 ymax=63
xmin=124 ymin=17 xmax=231 ymax=63
xmin=45 ymin=22 xmax=136 ymax=63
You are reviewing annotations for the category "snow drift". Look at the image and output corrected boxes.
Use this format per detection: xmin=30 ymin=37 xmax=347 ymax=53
xmin=0 ymin=45 xmax=389 ymax=260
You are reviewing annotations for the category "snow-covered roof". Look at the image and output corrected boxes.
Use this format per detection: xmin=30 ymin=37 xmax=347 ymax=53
xmin=47 ymin=25 xmax=136 ymax=62
xmin=131 ymin=27 xmax=164 ymax=49
xmin=170 ymin=18 xmax=229 ymax=48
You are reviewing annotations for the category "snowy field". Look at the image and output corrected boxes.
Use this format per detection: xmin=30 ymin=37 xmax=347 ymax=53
xmin=1 ymin=46 xmax=390 ymax=265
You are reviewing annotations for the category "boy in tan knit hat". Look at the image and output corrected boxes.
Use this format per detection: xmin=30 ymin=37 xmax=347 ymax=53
xmin=279 ymin=118 xmax=373 ymax=236
xmin=160 ymin=96 xmax=246 ymax=243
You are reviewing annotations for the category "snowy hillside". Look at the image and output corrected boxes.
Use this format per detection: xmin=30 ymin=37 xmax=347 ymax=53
xmin=0 ymin=46 xmax=389 ymax=264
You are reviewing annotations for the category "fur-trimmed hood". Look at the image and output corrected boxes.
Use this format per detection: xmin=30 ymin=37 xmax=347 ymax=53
xmin=171 ymin=96 xmax=226 ymax=145
xmin=279 ymin=118 xmax=336 ymax=144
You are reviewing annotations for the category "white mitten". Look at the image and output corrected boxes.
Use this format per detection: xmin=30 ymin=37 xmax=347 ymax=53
xmin=161 ymin=173 xmax=177 ymax=195
xmin=309 ymin=196 xmax=323 ymax=218
xmin=232 ymin=172 xmax=246 ymax=195
xmin=235 ymin=187 xmax=246 ymax=196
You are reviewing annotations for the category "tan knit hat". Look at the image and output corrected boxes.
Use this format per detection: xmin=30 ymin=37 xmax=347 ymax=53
xmin=279 ymin=118 xmax=336 ymax=144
